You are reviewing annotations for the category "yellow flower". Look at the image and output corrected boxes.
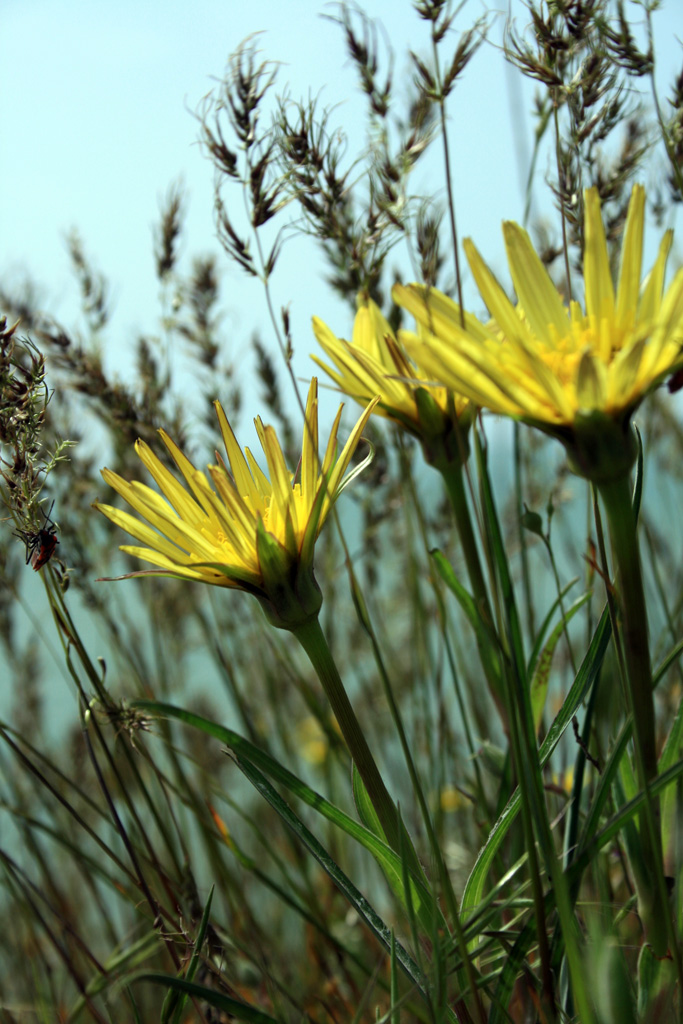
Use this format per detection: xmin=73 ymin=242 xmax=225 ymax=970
xmin=312 ymin=293 xmax=471 ymax=443
xmin=95 ymin=379 xmax=378 ymax=626
xmin=394 ymin=186 xmax=683 ymax=480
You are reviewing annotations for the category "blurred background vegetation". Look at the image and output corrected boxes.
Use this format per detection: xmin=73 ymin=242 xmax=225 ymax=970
xmin=3 ymin=1 xmax=683 ymax=1020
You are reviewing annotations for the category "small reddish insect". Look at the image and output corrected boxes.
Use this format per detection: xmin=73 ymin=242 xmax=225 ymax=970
xmin=15 ymin=502 xmax=59 ymax=571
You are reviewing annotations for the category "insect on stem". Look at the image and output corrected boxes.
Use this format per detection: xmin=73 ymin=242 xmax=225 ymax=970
xmin=14 ymin=500 xmax=60 ymax=571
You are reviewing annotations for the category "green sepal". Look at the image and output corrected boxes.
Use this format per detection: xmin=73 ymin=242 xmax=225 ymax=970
xmin=414 ymin=385 xmax=449 ymax=436
xmin=558 ymin=411 xmax=639 ymax=483
xmin=417 ymin=388 xmax=472 ymax=471
xmin=254 ymin=516 xmax=322 ymax=630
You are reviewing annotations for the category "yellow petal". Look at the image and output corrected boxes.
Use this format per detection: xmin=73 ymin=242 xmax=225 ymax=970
xmin=214 ymin=402 xmax=263 ymax=508
xmin=463 ymin=240 xmax=528 ymax=344
xmin=394 ymin=281 xmax=492 ymax=345
xmin=300 ymin=378 xmax=320 ymax=506
xmin=610 ymin=338 xmax=645 ymax=406
xmin=243 ymin=447 xmax=272 ymax=501
xmin=95 ymin=501 xmax=194 ymax=563
xmin=506 ymin=333 xmax=576 ymax=420
xmin=325 ymin=397 xmax=379 ymax=502
xmin=133 ymin=441 xmax=207 ymax=526
xmin=615 ymin=183 xmax=644 ymax=330
xmin=313 ymin=320 xmax=410 ymax=410
xmin=157 ymin=432 xmax=223 ymax=530
xmin=503 ymin=222 xmax=571 ymax=342
xmin=353 ymin=300 xmax=395 ymax=367
xmin=583 ymin=187 xmax=615 ymax=324
xmin=207 ymin=467 xmax=262 ymax=554
xmin=409 ymin=336 xmax=536 ymax=418
xmin=118 ymin=545 xmax=242 ymax=585
xmin=641 ymin=266 xmax=683 ymax=376
xmin=255 ymin=418 xmax=296 ymax=532
xmin=315 ymin=410 xmax=340 ymax=491
xmin=576 ymin=352 xmax=607 ymax=411
xmin=638 ymin=229 xmax=673 ymax=326
xmin=101 ymin=471 xmax=219 ymax=560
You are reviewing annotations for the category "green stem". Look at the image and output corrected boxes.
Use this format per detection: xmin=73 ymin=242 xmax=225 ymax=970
xmin=598 ymin=477 xmax=657 ymax=779
xmin=598 ymin=474 xmax=669 ymax=956
xmin=292 ymin=614 xmax=402 ymax=856
xmin=514 ymin=422 xmax=536 ymax=642
xmin=430 ymin=25 xmax=465 ymax=325
xmin=439 ymin=460 xmax=489 ymax=616
xmin=438 ymin=458 xmax=508 ymax=729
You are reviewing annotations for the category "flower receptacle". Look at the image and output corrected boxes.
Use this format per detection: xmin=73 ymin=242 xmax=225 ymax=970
xmin=554 ymin=411 xmax=639 ymax=485
xmin=255 ymin=517 xmax=323 ymax=631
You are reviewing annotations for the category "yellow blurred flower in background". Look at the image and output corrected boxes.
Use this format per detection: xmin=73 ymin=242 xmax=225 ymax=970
xmin=439 ymin=785 xmax=466 ymax=814
xmin=295 ymin=715 xmax=330 ymax=766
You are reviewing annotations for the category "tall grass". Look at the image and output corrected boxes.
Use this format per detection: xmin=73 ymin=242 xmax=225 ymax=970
xmin=2 ymin=2 xmax=683 ymax=1021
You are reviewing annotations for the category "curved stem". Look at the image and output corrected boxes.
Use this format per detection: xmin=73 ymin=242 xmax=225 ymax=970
xmin=291 ymin=614 xmax=402 ymax=855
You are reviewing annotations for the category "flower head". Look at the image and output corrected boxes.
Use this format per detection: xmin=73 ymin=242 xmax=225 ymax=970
xmin=312 ymin=293 xmax=472 ymax=468
xmin=95 ymin=379 xmax=378 ymax=627
xmin=395 ymin=186 xmax=683 ymax=480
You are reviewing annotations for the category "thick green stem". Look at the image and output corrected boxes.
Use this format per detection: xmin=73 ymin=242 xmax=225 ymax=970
xmin=598 ymin=474 xmax=669 ymax=956
xmin=292 ymin=614 xmax=402 ymax=855
xmin=599 ymin=478 xmax=657 ymax=777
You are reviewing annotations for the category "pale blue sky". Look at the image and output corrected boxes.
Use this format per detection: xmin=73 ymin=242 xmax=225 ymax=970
xmin=2 ymin=1 xmax=683 ymax=431
xmin=1 ymin=3 xmax=526 ymax=391
xmin=2 ymin=1 xmax=683 ymax=738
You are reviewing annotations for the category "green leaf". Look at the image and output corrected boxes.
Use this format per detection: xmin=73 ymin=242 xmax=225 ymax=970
xmin=474 ymin=431 xmax=527 ymax=697
xmin=164 ymin=886 xmax=214 ymax=1024
xmin=656 ymin=648 xmax=683 ymax=860
xmin=461 ymin=604 xmax=611 ymax=921
xmin=637 ymin=943 xmax=674 ymax=1019
xmin=520 ymin=506 xmax=544 ymax=537
xmin=576 ymin=720 xmax=632 ymax=859
xmin=352 ymin=762 xmax=385 ymax=840
xmin=430 ymin=548 xmax=503 ymax=687
xmin=132 ymin=701 xmax=396 ymax=864
xmin=132 ymin=701 xmax=441 ymax=1006
xmin=488 ymin=754 xmax=683 ymax=1024
xmin=390 ymin=930 xmax=400 ymax=1024
xmin=593 ymin=940 xmax=638 ymax=1024
xmin=352 ymin=764 xmax=439 ymax=936
xmin=525 ymin=578 xmax=580 ymax=681
xmin=652 ymin=638 xmax=683 ymax=691
xmin=529 ymin=592 xmax=591 ymax=735
xmin=133 ymin=973 xmax=279 ymax=1024
xmin=587 ymin=756 xmax=683 ymax=854
xmin=67 ymin=931 xmax=161 ymax=1021
xmin=227 ymin=746 xmax=433 ymax=1002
